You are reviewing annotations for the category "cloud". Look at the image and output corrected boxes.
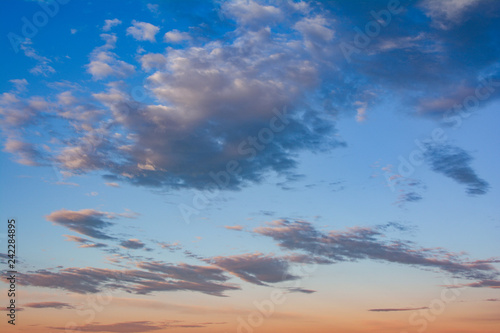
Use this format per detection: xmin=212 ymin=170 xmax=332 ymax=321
xmin=419 ymin=0 xmax=482 ymax=30
xmin=452 ymin=279 xmax=500 ymax=289
xmin=23 ymin=301 xmax=74 ymax=309
xmin=137 ymin=261 xmax=228 ymax=284
xmin=158 ymin=242 xmax=182 ymax=251
xmin=206 ymin=253 xmax=298 ymax=286
xmin=84 ymin=23 xmax=342 ymax=190
xmin=18 ymin=264 xmax=239 ymax=296
xmin=368 ymin=307 xmax=429 ymax=312
xmin=49 ymin=320 xmax=207 ymax=332
xmin=46 ymin=209 xmax=116 ymax=240
xmin=9 ymin=79 xmax=28 ymax=92
xmin=86 ymin=34 xmax=135 ymax=80
xmin=139 ymin=53 xmax=167 ymax=71
xmin=3 ymin=139 xmax=46 ymax=166
xmin=103 ymin=18 xmax=122 ymax=31
xmin=222 ymin=0 xmax=283 ymax=27
xmin=424 ymin=144 xmax=489 ymax=195
xmin=224 ymin=225 xmax=244 ymax=231
xmin=254 ymin=220 xmax=498 ymax=282
xmin=120 ymin=239 xmax=145 ymax=249
xmin=164 ymin=30 xmax=191 ymax=43
xmin=20 ymin=39 xmax=55 ymax=76
xmin=287 ymin=287 xmax=316 ymax=294
xmin=4 ymin=1 xmax=499 ymax=194
xmin=63 ymin=235 xmax=108 ymax=248
xmin=105 ymin=182 xmax=120 ymax=188
xmin=147 ymin=3 xmax=160 ymax=14
xmin=126 ymin=20 xmax=159 ymax=42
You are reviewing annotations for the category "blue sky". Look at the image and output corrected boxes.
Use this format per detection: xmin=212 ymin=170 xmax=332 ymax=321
xmin=1 ymin=1 xmax=500 ymax=332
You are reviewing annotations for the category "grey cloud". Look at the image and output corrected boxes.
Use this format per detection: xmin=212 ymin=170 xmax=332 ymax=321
xmin=18 ymin=264 xmax=239 ymax=296
xmin=206 ymin=253 xmax=298 ymax=286
xmin=49 ymin=320 xmax=206 ymax=332
xmin=254 ymin=220 xmax=498 ymax=281
xmin=368 ymin=307 xmax=428 ymax=312
xmin=64 ymin=235 xmax=108 ymax=248
xmin=424 ymin=144 xmax=489 ymax=195
xmin=24 ymin=302 xmax=74 ymax=309
xmin=120 ymin=239 xmax=145 ymax=249
xmin=46 ymin=209 xmax=115 ymax=240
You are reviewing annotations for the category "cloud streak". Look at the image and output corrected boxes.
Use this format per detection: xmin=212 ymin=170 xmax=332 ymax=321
xmin=254 ymin=220 xmax=498 ymax=282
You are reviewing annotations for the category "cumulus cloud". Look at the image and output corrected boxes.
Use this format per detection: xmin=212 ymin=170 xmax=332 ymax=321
xmin=139 ymin=53 xmax=167 ymax=71
xmin=164 ymin=30 xmax=191 ymax=43
xmin=3 ymin=0 xmax=499 ymax=195
xmin=86 ymin=34 xmax=135 ymax=80
xmin=126 ymin=20 xmax=159 ymax=42
xmin=222 ymin=0 xmax=283 ymax=27
xmin=424 ymin=144 xmax=489 ymax=195
xmin=419 ymin=0 xmax=482 ymax=30
xmin=103 ymin=18 xmax=122 ymax=31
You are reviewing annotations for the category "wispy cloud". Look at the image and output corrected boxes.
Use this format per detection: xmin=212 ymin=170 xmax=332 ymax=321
xmin=368 ymin=307 xmax=428 ymax=312
xmin=254 ymin=220 xmax=498 ymax=282
xmin=126 ymin=20 xmax=159 ymax=42
xmin=424 ymin=144 xmax=489 ymax=195
xmin=49 ymin=320 xmax=211 ymax=332
xmin=24 ymin=301 xmax=74 ymax=309
xmin=46 ymin=209 xmax=116 ymax=240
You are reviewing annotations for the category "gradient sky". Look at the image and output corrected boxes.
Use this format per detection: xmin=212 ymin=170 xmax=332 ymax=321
xmin=1 ymin=0 xmax=500 ymax=332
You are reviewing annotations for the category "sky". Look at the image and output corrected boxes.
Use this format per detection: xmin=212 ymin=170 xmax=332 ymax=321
xmin=0 ymin=0 xmax=499 ymax=332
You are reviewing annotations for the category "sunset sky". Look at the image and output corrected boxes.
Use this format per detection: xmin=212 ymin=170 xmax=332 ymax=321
xmin=1 ymin=0 xmax=499 ymax=332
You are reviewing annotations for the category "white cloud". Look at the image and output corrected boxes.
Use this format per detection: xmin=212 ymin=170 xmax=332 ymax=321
xmin=147 ymin=3 xmax=159 ymax=14
xmin=222 ymin=0 xmax=282 ymax=27
xmin=420 ymin=0 xmax=481 ymax=29
xmin=126 ymin=20 xmax=160 ymax=42
xmin=9 ymin=79 xmax=28 ymax=92
xmin=164 ymin=30 xmax=191 ymax=43
xmin=139 ymin=53 xmax=167 ymax=71
xmin=20 ymin=39 xmax=55 ymax=76
xmin=86 ymin=34 xmax=135 ymax=80
xmin=103 ymin=18 xmax=122 ymax=31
